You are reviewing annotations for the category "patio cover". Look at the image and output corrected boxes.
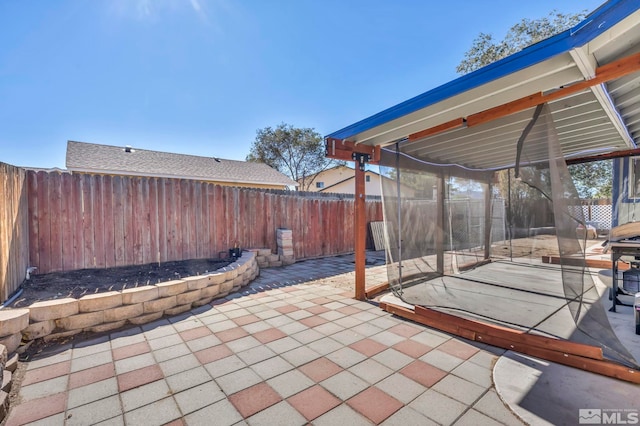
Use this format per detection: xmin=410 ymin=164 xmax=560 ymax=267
xmin=325 ymin=0 xmax=640 ymax=169
xmin=325 ymin=0 xmax=640 ymax=382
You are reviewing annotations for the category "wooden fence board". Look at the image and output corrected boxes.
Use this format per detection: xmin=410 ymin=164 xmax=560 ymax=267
xmin=15 ymin=170 xmax=384 ymax=274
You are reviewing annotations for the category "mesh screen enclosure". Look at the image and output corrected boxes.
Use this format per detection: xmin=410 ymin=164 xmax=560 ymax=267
xmin=378 ymin=103 xmax=638 ymax=369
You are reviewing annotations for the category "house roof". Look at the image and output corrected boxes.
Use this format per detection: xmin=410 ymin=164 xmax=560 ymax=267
xmin=65 ymin=141 xmax=298 ymax=187
xmin=326 ymin=0 xmax=640 ymax=170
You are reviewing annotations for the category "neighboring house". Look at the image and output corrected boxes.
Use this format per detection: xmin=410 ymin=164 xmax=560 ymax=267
xmin=66 ymin=141 xmax=298 ymax=190
xmin=301 ymin=165 xmax=417 ymax=197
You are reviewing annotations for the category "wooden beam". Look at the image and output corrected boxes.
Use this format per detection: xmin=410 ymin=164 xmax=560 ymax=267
xmin=365 ymin=282 xmax=390 ymax=299
xmin=325 ymin=138 xmax=381 ymax=163
xmin=565 ymin=147 xmax=640 ymax=165
xmin=408 ymin=118 xmax=465 ymax=141
xmin=354 ymin=163 xmax=366 ymax=300
xmin=467 ymin=51 xmax=640 ymax=128
xmin=380 ymin=301 xmax=640 ymax=384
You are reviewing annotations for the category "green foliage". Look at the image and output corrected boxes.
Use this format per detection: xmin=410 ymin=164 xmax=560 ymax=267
xmin=456 ymin=10 xmax=587 ymax=74
xmin=568 ymin=160 xmax=612 ymax=198
xmin=246 ymin=123 xmax=340 ymax=191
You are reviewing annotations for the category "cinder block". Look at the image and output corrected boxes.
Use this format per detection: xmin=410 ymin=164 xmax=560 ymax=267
xmin=128 ymin=312 xmax=163 ymax=326
xmin=176 ymin=290 xmax=201 ymax=306
xmin=104 ymin=304 xmax=144 ymax=323
xmin=22 ymin=320 xmax=55 ymax=341
xmin=0 ymin=334 xmax=21 ymax=354
xmin=156 ymin=280 xmax=187 ymax=297
xmin=143 ymin=296 xmax=177 ymax=314
xmin=121 ymin=286 xmax=159 ymax=304
xmin=28 ymin=298 xmax=78 ymax=322
xmin=0 ymin=310 xmax=29 ymax=337
xmin=183 ymin=276 xmax=209 ymax=291
xmin=78 ymin=292 xmax=122 ymax=312
xmin=164 ymin=304 xmax=192 ymax=317
xmin=86 ymin=321 xmax=127 ymax=334
xmin=200 ymin=285 xmax=220 ymax=299
xmin=56 ymin=311 xmax=104 ymax=331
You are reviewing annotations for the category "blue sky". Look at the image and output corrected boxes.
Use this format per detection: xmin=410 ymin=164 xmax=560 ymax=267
xmin=1 ymin=0 xmax=605 ymax=169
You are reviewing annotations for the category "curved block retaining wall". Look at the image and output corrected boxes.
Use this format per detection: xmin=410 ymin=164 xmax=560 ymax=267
xmin=0 ymin=251 xmax=262 ymax=356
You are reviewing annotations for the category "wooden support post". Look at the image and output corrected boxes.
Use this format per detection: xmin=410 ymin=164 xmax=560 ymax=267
xmin=354 ymin=160 xmax=366 ymax=300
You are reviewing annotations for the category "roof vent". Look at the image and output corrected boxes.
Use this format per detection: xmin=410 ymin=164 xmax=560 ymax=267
xmin=124 ymin=145 xmax=134 ymax=153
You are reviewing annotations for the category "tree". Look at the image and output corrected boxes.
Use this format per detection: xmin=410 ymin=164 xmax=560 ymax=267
xmin=457 ymin=10 xmax=587 ymax=74
xmin=568 ymin=160 xmax=612 ymax=199
xmin=457 ymin=9 xmax=613 ymax=200
xmin=246 ymin=123 xmax=340 ymax=191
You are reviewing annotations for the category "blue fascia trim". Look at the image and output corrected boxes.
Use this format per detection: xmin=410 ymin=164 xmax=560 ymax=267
xmin=326 ymin=0 xmax=637 ymax=141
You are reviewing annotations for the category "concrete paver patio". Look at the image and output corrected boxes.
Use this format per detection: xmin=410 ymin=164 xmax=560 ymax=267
xmin=6 ymin=254 xmax=525 ymax=425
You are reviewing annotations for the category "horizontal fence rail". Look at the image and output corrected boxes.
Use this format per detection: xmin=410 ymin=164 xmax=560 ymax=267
xmin=24 ymin=170 xmax=384 ymax=275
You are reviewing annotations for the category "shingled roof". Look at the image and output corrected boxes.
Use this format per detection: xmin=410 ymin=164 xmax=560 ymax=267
xmin=65 ymin=141 xmax=298 ymax=188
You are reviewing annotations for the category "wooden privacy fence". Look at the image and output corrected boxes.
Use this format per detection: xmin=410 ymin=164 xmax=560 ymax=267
xmin=24 ymin=170 xmax=383 ymax=275
xmin=0 ymin=162 xmax=29 ymax=301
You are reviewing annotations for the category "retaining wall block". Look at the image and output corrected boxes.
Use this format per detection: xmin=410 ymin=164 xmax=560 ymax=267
xmin=0 ymin=334 xmax=20 ymax=354
xmin=269 ymin=260 xmax=283 ymax=268
xmin=164 ymin=304 xmax=192 ymax=317
xmin=0 ymin=390 xmax=8 ymax=422
xmin=257 ymin=248 xmax=272 ymax=257
xmin=232 ymin=276 xmax=243 ymax=288
xmin=268 ymin=254 xmax=280 ymax=262
xmin=156 ymin=280 xmax=187 ymax=298
xmin=56 ymin=311 xmax=104 ymax=331
xmin=121 ymin=286 xmax=159 ymax=304
xmin=143 ymin=296 xmax=177 ymax=314
xmin=223 ymin=267 xmax=238 ymax=281
xmin=200 ymin=285 xmax=220 ymax=299
xmin=44 ymin=329 xmax=81 ymax=342
xmin=205 ymin=272 xmax=226 ymax=286
xmin=2 ymin=370 xmax=11 ymax=394
xmin=22 ymin=320 xmax=56 ymax=341
xmin=0 ymin=310 xmax=29 ymax=337
xmin=5 ymin=354 xmax=17 ymax=373
xmin=220 ymin=280 xmax=234 ymax=294
xmin=104 ymin=304 xmax=144 ymax=323
xmin=183 ymin=276 xmax=209 ymax=291
xmin=28 ymin=298 xmax=79 ymax=322
xmin=78 ymin=291 xmax=123 ymax=312
xmin=128 ymin=312 xmax=163 ymax=326
xmin=0 ymin=345 xmax=6 ymax=369
xmin=176 ymin=290 xmax=201 ymax=306
xmin=86 ymin=321 xmax=127 ymax=334
xmin=192 ymin=297 xmax=213 ymax=308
